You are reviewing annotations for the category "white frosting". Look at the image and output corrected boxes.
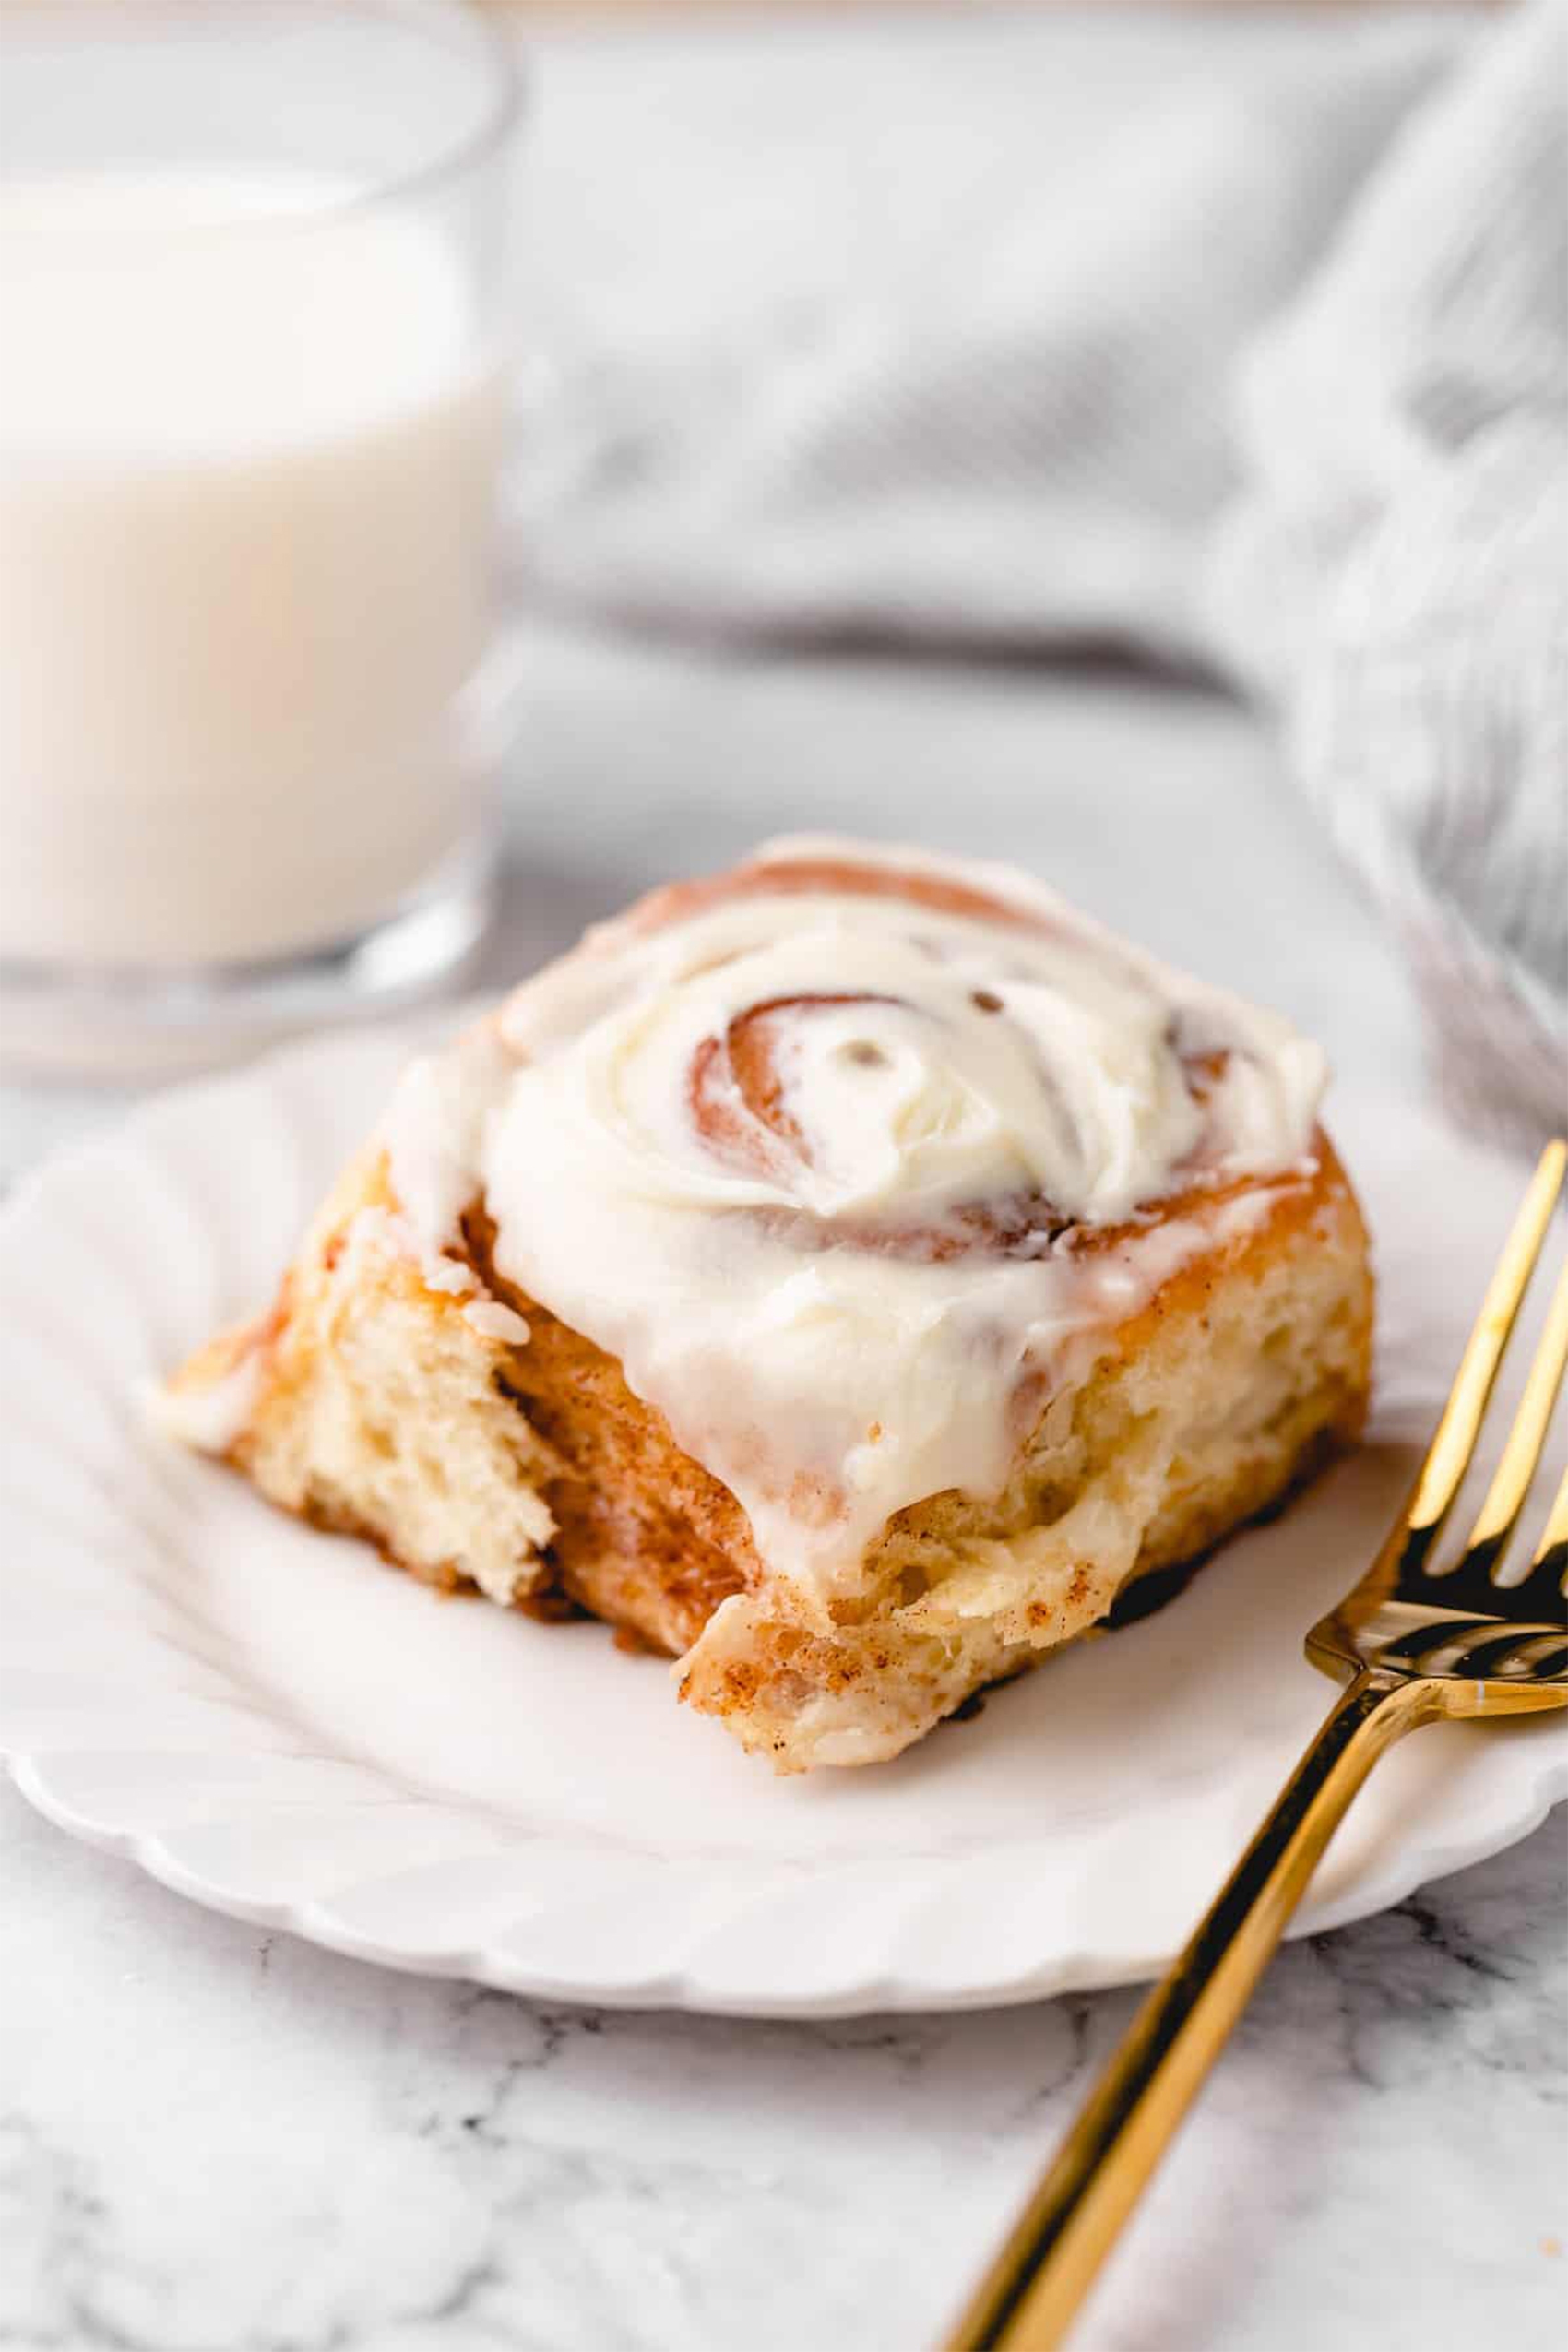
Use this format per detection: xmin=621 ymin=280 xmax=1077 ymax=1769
xmin=385 ymin=840 xmax=1325 ymax=1606
xmin=462 ymin=1299 xmax=532 ymax=1346
xmin=147 ymin=1348 xmax=263 ymax=1456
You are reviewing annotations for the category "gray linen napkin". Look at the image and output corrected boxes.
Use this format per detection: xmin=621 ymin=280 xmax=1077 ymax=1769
xmin=507 ymin=7 xmax=1464 ymax=657
xmin=1209 ymin=0 xmax=1568 ymax=1146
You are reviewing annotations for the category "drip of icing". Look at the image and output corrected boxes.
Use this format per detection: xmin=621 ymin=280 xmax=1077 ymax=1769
xmin=385 ymin=840 xmax=1325 ymax=1603
xmin=462 ymin=1299 xmax=531 ymax=1345
xmin=147 ymin=1348 xmax=263 ymax=1456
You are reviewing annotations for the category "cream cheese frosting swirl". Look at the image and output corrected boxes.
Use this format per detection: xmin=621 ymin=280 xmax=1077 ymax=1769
xmin=386 ymin=840 xmax=1326 ymax=1604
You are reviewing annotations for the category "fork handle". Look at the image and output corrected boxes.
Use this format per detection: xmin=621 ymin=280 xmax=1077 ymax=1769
xmin=942 ymin=1668 xmax=1443 ymax=2352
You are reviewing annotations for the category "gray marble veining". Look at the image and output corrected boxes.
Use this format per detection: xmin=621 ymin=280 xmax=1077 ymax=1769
xmin=2 ymin=1787 xmax=1562 ymax=2352
xmin=1 ymin=624 xmax=1563 ymax=2350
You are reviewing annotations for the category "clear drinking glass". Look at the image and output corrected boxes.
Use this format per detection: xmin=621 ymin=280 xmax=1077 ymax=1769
xmin=0 ymin=1 xmax=522 ymax=1073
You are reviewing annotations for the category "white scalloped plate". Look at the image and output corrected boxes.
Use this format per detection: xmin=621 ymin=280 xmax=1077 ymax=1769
xmin=1 ymin=1019 xmax=1563 ymax=2015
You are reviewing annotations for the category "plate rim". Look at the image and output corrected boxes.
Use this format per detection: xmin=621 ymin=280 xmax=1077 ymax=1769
xmin=6 ymin=1739 xmax=1565 ymax=2018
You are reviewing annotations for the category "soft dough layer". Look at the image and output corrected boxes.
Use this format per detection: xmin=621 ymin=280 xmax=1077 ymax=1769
xmin=162 ymin=1135 xmax=1371 ymax=1772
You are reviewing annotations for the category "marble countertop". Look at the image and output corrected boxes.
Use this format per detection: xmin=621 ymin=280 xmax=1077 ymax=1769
xmin=2 ymin=625 xmax=1563 ymax=2350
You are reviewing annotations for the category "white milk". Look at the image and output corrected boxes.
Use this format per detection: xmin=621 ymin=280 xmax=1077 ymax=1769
xmin=0 ymin=171 xmax=505 ymax=968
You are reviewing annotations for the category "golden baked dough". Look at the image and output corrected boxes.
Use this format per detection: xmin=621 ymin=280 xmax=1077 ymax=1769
xmin=161 ymin=843 xmax=1372 ymax=1770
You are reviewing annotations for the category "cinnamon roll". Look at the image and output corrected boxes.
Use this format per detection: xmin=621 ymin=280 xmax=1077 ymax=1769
xmin=160 ymin=840 xmax=1372 ymax=1770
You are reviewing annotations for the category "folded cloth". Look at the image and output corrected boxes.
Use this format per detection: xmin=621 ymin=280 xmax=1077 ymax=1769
xmin=507 ymin=7 xmax=1462 ymax=658
xmin=505 ymin=5 xmax=1563 ymax=1139
xmin=1209 ymin=0 xmax=1568 ymax=1147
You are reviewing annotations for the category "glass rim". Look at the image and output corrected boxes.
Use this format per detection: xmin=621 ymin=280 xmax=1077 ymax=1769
xmin=0 ymin=0 xmax=526 ymax=232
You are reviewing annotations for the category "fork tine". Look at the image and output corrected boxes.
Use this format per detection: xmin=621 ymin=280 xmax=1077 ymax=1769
xmin=1447 ymin=1254 xmax=1568 ymax=1588
xmin=1387 ymin=1140 xmax=1566 ymax=1581
xmin=1526 ymin=1465 xmax=1568 ymax=1603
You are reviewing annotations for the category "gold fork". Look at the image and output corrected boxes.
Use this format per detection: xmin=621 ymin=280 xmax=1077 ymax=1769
xmin=944 ymin=1140 xmax=1568 ymax=2352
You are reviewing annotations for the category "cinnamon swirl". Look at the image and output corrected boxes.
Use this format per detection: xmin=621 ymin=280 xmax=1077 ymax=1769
xmin=160 ymin=840 xmax=1372 ymax=1770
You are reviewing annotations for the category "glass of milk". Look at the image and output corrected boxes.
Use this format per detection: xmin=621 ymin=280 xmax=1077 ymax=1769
xmin=0 ymin=2 xmax=522 ymax=1073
